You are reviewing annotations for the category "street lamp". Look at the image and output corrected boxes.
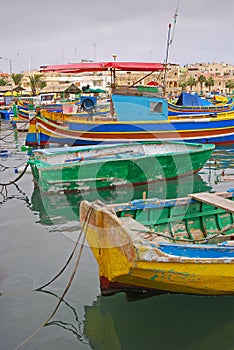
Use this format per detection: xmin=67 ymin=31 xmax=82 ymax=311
xmin=0 ymin=56 xmax=13 ymax=98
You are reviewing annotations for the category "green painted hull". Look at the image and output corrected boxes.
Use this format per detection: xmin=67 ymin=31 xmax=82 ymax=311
xmin=28 ymin=141 xmax=214 ymax=193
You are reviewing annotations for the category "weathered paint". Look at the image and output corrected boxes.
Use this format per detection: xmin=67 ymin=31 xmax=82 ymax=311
xmin=28 ymin=141 xmax=214 ymax=193
xmin=80 ymin=192 xmax=234 ymax=295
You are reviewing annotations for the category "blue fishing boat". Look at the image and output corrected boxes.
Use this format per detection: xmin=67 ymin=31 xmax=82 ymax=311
xmin=25 ymin=62 xmax=234 ymax=146
xmin=168 ymin=92 xmax=234 ymax=116
xmin=27 ymin=87 xmax=234 ymax=147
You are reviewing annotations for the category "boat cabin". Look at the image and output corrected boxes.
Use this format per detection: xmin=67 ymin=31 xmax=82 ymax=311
xmin=111 ymin=86 xmax=168 ymax=121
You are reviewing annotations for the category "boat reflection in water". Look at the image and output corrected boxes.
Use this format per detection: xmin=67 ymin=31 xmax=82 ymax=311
xmin=31 ymin=173 xmax=212 ymax=226
xmin=84 ymin=293 xmax=234 ymax=350
xmin=38 ymin=287 xmax=234 ymax=350
xmin=29 ymin=159 xmax=233 ymax=350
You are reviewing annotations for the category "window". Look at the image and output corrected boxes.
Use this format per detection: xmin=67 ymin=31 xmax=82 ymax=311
xmin=150 ymin=102 xmax=163 ymax=113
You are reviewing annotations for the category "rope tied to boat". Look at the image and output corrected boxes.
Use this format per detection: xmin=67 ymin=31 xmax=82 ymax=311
xmin=134 ymin=223 xmax=234 ymax=244
xmin=0 ymin=117 xmax=35 ymax=142
xmin=14 ymin=203 xmax=95 ymax=350
xmin=36 ymin=203 xmax=95 ymax=291
xmin=0 ymin=160 xmax=28 ymax=172
xmin=0 ymin=162 xmax=29 ymax=187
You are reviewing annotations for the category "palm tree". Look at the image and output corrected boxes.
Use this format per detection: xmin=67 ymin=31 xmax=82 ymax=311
xmin=205 ymin=77 xmax=215 ymax=92
xmin=186 ymin=77 xmax=196 ymax=92
xmin=11 ymin=73 xmax=24 ymax=87
xmin=226 ymin=80 xmax=234 ymax=94
xmin=28 ymin=74 xmax=46 ymax=95
xmin=197 ymin=75 xmax=207 ymax=95
xmin=0 ymin=78 xmax=9 ymax=86
xmin=178 ymin=80 xmax=187 ymax=92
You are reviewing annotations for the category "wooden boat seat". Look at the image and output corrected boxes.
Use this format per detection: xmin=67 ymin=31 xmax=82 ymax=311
xmin=190 ymin=192 xmax=234 ymax=214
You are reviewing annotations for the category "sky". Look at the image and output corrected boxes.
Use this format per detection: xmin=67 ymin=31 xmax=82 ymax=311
xmin=0 ymin=0 xmax=233 ymax=73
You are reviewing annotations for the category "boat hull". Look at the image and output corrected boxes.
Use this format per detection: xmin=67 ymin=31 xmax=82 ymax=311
xmin=101 ymin=260 xmax=234 ymax=296
xmin=168 ymin=102 xmax=234 ymax=116
xmin=27 ymin=112 xmax=234 ymax=146
xmin=28 ymin=141 xmax=214 ymax=193
xmin=84 ymin=221 xmax=234 ymax=296
xmin=80 ymin=192 xmax=234 ymax=296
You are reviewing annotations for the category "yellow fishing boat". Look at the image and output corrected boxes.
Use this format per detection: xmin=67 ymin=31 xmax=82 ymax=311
xmin=80 ymin=190 xmax=234 ymax=296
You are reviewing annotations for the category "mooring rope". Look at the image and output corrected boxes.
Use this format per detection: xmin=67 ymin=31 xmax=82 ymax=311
xmin=39 ymin=289 xmax=88 ymax=344
xmin=0 ymin=163 xmax=29 ymax=187
xmin=0 ymin=206 xmax=94 ymax=296
xmin=0 ymin=116 xmax=35 ymax=142
xmin=0 ymin=161 xmax=28 ymax=172
xmin=0 ymin=130 xmax=17 ymax=142
xmin=36 ymin=205 xmax=94 ymax=291
xmin=0 ymin=202 xmax=94 ymax=297
xmin=14 ymin=205 xmax=94 ymax=350
xmin=133 ymin=223 xmax=234 ymax=243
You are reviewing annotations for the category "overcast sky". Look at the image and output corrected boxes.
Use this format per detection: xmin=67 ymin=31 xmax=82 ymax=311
xmin=0 ymin=0 xmax=233 ymax=73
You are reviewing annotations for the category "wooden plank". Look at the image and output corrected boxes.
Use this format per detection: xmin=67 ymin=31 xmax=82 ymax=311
xmin=190 ymin=192 xmax=234 ymax=213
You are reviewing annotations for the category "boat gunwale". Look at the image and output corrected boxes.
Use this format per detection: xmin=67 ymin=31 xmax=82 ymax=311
xmin=38 ymin=112 xmax=234 ymax=127
xmin=29 ymin=140 xmax=214 ymax=168
xmin=80 ymin=199 xmax=234 ymax=264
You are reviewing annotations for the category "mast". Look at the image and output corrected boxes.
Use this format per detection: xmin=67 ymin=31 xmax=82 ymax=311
xmin=170 ymin=0 xmax=180 ymax=45
xmin=162 ymin=0 xmax=180 ymax=97
xmin=162 ymin=23 xmax=172 ymax=97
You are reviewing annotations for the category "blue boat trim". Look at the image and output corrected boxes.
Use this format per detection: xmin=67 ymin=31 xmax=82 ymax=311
xmin=158 ymin=242 xmax=234 ymax=259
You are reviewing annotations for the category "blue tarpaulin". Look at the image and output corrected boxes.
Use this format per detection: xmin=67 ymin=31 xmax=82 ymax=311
xmin=176 ymin=92 xmax=213 ymax=106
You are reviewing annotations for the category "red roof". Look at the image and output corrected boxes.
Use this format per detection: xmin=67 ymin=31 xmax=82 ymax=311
xmin=40 ymin=62 xmax=164 ymax=73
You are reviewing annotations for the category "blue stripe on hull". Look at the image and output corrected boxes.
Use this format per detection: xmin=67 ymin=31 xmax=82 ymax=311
xmin=39 ymin=133 xmax=100 ymax=146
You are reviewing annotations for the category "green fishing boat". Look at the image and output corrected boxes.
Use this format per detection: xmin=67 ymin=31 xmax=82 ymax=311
xmin=28 ymin=141 xmax=214 ymax=193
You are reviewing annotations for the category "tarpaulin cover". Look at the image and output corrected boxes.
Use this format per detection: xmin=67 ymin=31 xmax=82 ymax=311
xmin=176 ymin=92 xmax=213 ymax=106
xmin=40 ymin=62 xmax=164 ymax=73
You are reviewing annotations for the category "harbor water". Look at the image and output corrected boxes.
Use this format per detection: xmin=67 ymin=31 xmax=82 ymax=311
xmin=1 ymin=120 xmax=234 ymax=350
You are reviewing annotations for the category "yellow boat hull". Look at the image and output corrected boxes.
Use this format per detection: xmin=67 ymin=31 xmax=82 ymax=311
xmin=80 ymin=198 xmax=234 ymax=296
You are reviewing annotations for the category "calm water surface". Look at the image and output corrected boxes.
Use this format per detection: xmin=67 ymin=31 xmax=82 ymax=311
xmin=0 ymin=120 xmax=234 ymax=350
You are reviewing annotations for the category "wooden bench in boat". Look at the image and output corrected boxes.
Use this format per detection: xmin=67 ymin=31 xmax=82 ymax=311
xmin=190 ymin=192 xmax=234 ymax=214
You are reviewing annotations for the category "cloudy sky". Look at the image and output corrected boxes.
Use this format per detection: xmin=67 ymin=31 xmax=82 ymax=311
xmin=0 ymin=0 xmax=233 ymax=73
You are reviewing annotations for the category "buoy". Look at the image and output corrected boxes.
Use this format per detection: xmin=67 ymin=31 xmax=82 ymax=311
xmin=0 ymin=150 xmax=11 ymax=157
